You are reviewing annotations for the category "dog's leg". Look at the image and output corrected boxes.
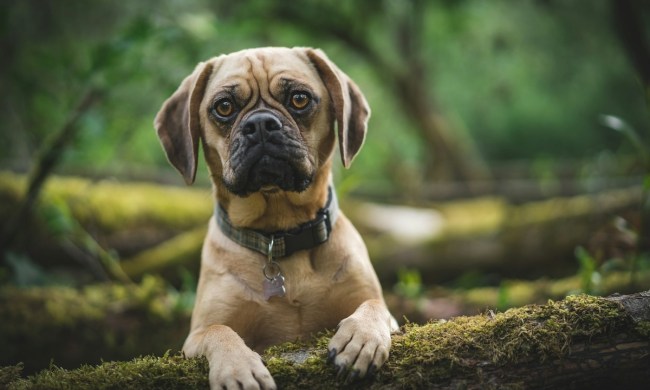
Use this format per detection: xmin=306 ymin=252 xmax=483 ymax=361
xmin=327 ymin=299 xmax=396 ymax=379
xmin=184 ymin=325 xmax=276 ymax=390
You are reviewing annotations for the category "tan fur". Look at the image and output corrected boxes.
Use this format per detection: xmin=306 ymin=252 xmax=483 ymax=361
xmin=155 ymin=47 xmax=395 ymax=390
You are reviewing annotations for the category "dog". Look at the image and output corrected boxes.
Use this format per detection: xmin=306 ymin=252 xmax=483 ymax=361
xmin=154 ymin=47 xmax=397 ymax=389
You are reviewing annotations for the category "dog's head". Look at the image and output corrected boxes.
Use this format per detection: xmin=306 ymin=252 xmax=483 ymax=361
xmin=154 ymin=47 xmax=369 ymax=199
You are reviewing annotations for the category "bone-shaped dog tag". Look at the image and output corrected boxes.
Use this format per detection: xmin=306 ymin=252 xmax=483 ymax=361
xmin=263 ymin=274 xmax=286 ymax=300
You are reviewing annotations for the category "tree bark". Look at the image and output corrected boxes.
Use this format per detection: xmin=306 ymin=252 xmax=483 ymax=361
xmin=3 ymin=291 xmax=650 ymax=389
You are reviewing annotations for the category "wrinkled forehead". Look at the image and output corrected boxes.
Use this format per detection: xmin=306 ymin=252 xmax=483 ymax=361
xmin=206 ymin=48 xmax=323 ymax=98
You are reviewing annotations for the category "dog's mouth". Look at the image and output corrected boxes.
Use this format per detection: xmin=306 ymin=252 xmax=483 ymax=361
xmin=224 ymin=141 xmax=314 ymax=197
xmin=245 ymin=154 xmax=313 ymax=194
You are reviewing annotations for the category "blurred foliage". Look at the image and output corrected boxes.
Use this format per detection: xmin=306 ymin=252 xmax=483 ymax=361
xmin=575 ymin=246 xmax=601 ymax=294
xmin=0 ymin=0 xmax=648 ymax=190
xmin=393 ymin=267 xmax=424 ymax=300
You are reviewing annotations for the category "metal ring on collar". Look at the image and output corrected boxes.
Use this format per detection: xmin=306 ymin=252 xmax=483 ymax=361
xmin=263 ymin=260 xmax=282 ymax=280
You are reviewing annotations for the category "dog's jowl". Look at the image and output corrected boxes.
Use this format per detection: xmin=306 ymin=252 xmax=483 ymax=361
xmin=155 ymin=47 xmax=397 ymax=390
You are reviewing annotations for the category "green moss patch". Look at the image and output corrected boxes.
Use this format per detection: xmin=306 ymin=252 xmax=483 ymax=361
xmin=0 ymin=170 xmax=212 ymax=234
xmin=5 ymin=354 xmax=208 ymax=390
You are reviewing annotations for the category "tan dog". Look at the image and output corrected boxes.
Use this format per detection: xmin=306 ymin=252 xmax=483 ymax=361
xmin=155 ymin=47 xmax=396 ymax=389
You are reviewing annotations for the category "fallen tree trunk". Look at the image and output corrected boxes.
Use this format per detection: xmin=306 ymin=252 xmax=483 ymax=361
xmin=356 ymin=187 xmax=644 ymax=283
xmin=119 ymin=225 xmax=206 ymax=280
xmin=386 ymin=268 xmax=650 ymax=323
xmin=0 ymin=171 xmax=212 ymax=263
xmin=3 ymin=292 xmax=649 ymax=389
xmin=0 ymin=277 xmax=190 ymax=374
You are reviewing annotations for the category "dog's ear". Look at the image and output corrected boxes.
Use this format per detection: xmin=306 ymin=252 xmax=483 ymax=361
xmin=154 ymin=61 xmax=214 ymax=185
xmin=306 ymin=48 xmax=370 ymax=168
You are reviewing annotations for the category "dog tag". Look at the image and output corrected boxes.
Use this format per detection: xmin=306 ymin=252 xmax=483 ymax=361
xmin=263 ymin=274 xmax=286 ymax=300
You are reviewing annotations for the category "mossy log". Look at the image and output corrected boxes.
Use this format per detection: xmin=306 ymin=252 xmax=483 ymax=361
xmin=0 ymin=172 xmax=212 ymax=236
xmin=0 ymin=171 xmax=212 ymax=263
xmin=387 ymin=269 xmax=650 ymax=323
xmin=3 ymin=292 xmax=650 ymax=389
xmin=357 ymin=187 xmax=643 ymax=283
xmin=119 ymin=225 xmax=206 ymax=280
xmin=0 ymin=277 xmax=190 ymax=374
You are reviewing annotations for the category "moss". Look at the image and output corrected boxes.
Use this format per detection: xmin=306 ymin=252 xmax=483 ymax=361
xmin=634 ymin=321 xmax=650 ymax=338
xmin=434 ymin=197 xmax=507 ymax=237
xmin=0 ymin=170 xmax=213 ymax=234
xmin=46 ymin=175 xmax=212 ymax=233
xmin=376 ymin=295 xmax=627 ymax=388
xmin=457 ymin=270 xmax=650 ymax=311
xmin=263 ymin=332 xmax=342 ymax=389
xmin=0 ymin=277 xmax=190 ymax=373
xmin=6 ymin=354 xmax=209 ymax=390
xmin=0 ymin=364 xmax=24 ymax=388
xmin=2 ymin=294 xmax=640 ymax=389
xmin=120 ymin=225 xmax=206 ymax=279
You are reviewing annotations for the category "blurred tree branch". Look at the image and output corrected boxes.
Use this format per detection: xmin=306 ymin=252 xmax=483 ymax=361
xmin=0 ymin=89 xmax=102 ymax=255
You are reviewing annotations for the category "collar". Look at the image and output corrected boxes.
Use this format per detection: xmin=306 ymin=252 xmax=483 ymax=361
xmin=215 ymin=187 xmax=339 ymax=259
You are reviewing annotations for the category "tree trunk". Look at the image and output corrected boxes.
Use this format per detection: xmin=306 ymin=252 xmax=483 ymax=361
xmin=3 ymin=291 xmax=650 ymax=389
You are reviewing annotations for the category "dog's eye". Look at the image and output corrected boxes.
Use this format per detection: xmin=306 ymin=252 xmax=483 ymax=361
xmin=289 ymin=92 xmax=311 ymax=110
xmin=213 ymin=99 xmax=235 ymax=118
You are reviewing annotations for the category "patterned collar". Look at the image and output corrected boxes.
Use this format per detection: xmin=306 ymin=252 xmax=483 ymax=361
xmin=214 ymin=187 xmax=339 ymax=259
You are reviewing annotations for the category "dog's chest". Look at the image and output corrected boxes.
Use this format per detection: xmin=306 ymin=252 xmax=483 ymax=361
xmin=250 ymin=295 xmax=343 ymax=351
xmin=240 ymin=253 xmax=350 ymax=349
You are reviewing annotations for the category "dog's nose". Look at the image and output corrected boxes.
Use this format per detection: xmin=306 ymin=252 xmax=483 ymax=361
xmin=242 ymin=112 xmax=283 ymax=139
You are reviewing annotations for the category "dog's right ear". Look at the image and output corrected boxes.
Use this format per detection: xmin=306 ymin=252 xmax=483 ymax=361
xmin=154 ymin=61 xmax=214 ymax=185
xmin=306 ymin=48 xmax=370 ymax=168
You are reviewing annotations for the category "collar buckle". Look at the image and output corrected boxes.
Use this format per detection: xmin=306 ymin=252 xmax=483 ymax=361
xmin=266 ymin=235 xmax=275 ymax=262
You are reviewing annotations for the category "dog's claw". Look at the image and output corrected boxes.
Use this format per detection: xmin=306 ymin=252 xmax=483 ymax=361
xmin=336 ymin=364 xmax=347 ymax=379
xmin=368 ymin=363 xmax=377 ymax=377
xmin=327 ymin=348 xmax=337 ymax=363
xmin=346 ymin=369 xmax=360 ymax=383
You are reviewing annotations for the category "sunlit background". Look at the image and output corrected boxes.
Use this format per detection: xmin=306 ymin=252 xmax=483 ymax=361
xmin=1 ymin=0 xmax=649 ymax=375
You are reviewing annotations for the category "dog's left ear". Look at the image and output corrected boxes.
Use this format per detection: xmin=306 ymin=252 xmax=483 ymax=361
xmin=306 ymin=48 xmax=370 ymax=168
xmin=154 ymin=61 xmax=214 ymax=185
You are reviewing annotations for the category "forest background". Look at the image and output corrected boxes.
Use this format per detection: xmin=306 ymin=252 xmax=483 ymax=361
xmin=1 ymin=0 xmax=650 ymax=379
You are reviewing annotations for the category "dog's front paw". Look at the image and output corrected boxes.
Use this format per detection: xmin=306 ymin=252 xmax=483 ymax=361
xmin=327 ymin=301 xmax=392 ymax=380
xmin=208 ymin=348 xmax=276 ymax=390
